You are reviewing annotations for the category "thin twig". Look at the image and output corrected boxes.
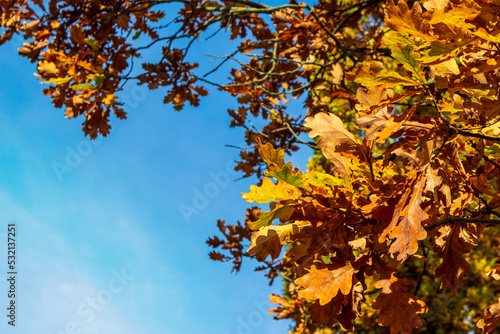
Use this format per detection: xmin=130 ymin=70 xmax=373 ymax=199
xmin=284 ymin=122 xmax=316 ymax=148
xmin=425 ymin=217 xmax=500 ymax=231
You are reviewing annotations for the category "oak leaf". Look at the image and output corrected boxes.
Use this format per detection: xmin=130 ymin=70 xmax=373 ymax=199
xmin=348 ymin=61 xmax=419 ymax=88
xmin=242 ymin=177 xmax=301 ymax=204
xmin=256 ymin=137 xmax=285 ymax=171
xmin=380 ymin=174 xmax=428 ymax=261
xmin=477 ymin=298 xmax=500 ymax=334
xmin=309 ymin=280 xmax=364 ymax=330
xmin=265 ymin=165 xmax=304 ymax=187
xmin=486 ymin=264 xmax=500 ymax=281
xmin=295 ymin=265 xmax=357 ymax=306
xmin=431 ymin=58 xmax=460 ymax=76
xmin=256 ymin=138 xmax=304 ymax=186
xmin=247 ymin=204 xmax=295 ymax=230
xmin=433 ymin=223 xmax=479 ymax=294
xmin=391 ymin=45 xmax=424 ymax=82
xmin=38 ymin=60 xmax=58 ymax=75
xmin=355 ymin=103 xmax=421 ymax=143
xmin=305 ymin=112 xmax=368 ymax=174
xmin=248 ymin=221 xmax=311 ymax=261
xmin=384 ymin=0 xmax=430 ymax=40
xmin=423 ymin=0 xmax=449 ymax=10
xmin=373 ymin=276 xmax=428 ymax=333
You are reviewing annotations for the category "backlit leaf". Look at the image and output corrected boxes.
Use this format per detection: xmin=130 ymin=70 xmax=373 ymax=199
xmin=242 ymin=177 xmax=301 ymax=204
xmin=296 ymin=265 xmax=357 ymax=306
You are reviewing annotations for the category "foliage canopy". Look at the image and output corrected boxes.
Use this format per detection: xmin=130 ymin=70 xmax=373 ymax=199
xmin=4 ymin=0 xmax=500 ymax=332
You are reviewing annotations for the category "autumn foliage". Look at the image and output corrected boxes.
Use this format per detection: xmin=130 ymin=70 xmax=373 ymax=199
xmin=4 ymin=0 xmax=500 ymax=332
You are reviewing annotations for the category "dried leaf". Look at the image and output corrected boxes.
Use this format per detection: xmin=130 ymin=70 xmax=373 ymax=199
xmin=380 ymin=174 xmax=428 ymax=261
xmin=478 ymin=298 xmax=500 ymax=334
xmin=433 ymin=223 xmax=479 ymax=294
xmin=373 ymin=276 xmax=428 ymax=333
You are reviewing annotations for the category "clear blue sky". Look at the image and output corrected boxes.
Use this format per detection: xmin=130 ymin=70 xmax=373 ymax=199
xmin=0 ymin=29 xmax=312 ymax=334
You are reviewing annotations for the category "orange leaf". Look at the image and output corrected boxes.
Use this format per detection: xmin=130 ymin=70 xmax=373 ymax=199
xmin=295 ymin=265 xmax=356 ymax=306
xmin=380 ymin=174 xmax=428 ymax=261
xmin=385 ymin=0 xmax=430 ymax=40
xmin=355 ymin=103 xmax=420 ymax=143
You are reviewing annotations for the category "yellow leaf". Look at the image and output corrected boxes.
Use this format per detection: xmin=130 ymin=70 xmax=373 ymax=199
xmin=103 ymin=93 xmax=115 ymax=106
xmin=347 ymin=61 xmax=420 ymax=88
xmin=247 ymin=204 xmax=295 ymax=230
xmin=38 ymin=60 xmax=58 ymax=75
xmin=423 ymin=0 xmax=449 ymax=10
xmin=431 ymin=58 xmax=460 ymax=76
xmin=385 ymin=0 xmax=432 ymax=40
xmin=248 ymin=221 xmax=312 ymax=261
xmin=242 ymin=177 xmax=301 ymax=204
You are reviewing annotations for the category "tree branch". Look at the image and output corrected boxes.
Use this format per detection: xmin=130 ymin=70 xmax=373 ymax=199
xmin=453 ymin=128 xmax=500 ymax=143
xmin=425 ymin=217 xmax=500 ymax=231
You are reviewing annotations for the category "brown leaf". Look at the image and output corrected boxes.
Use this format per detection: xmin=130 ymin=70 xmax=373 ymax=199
xmin=425 ymin=162 xmax=452 ymax=206
xmin=477 ymin=298 xmax=500 ymax=333
xmin=486 ymin=264 xmax=500 ymax=280
xmin=433 ymin=223 xmax=480 ymax=294
xmin=355 ymin=103 xmax=419 ymax=143
xmin=305 ymin=113 xmax=367 ymax=174
xmin=309 ymin=280 xmax=364 ymax=331
xmin=380 ymin=174 xmax=428 ymax=261
xmin=373 ymin=276 xmax=428 ymax=333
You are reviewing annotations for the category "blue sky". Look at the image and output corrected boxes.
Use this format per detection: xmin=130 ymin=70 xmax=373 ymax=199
xmin=0 ymin=27 xmax=316 ymax=333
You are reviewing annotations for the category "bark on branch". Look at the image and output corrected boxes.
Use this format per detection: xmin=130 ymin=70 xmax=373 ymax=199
xmin=425 ymin=216 xmax=500 ymax=231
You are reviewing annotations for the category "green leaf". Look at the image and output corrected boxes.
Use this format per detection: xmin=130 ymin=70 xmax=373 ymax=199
xmin=43 ymin=77 xmax=72 ymax=86
xmin=70 ymin=83 xmax=95 ymax=90
xmin=84 ymin=38 xmax=99 ymax=50
xmin=248 ymin=205 xmax=295 ymax=230
xmin=302 ymin=171 xmax=343 ymax=187
xmin=87 ymin=73 xmax=105 ymax=89
xmin=132 ymin=30 xmax=142 ymax=40
xmin=349 ymin=62 xmax=419 ymax=88
xmin=392 ymin=45 xmax=424 ymax=82
xmin=265 ymin=164 xmax=304 ymax=187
